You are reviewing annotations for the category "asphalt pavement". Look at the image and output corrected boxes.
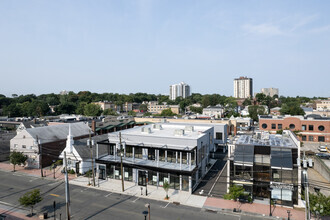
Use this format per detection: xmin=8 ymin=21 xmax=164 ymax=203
xmin=0 ymin=170 xmax=261 ymax=220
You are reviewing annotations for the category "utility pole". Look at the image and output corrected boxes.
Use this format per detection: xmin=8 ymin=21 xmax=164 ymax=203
xmin=37 ymin=135 xmax=43 ymax=177
xmin=89 ymin=131 xmax=95 ymax=186
xmin=120 ymin=132 xmax=124 ymax=192
xmin=63 ymin=151 xmax=71 ymax=220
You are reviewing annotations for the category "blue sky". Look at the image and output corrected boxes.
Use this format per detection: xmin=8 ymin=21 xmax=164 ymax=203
xmin=0 ymin=0 xmax=329 ymax=97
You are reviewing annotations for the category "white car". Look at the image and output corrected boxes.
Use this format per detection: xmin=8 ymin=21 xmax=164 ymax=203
xmin=318 ymin=146 xmax=328 ymax=152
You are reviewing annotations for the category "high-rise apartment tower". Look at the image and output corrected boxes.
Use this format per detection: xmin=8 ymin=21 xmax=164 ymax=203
xmin=169 ymin=82 xmax=190 ymax=100
xmin=234 ymin=77 xmax=253 ymax=99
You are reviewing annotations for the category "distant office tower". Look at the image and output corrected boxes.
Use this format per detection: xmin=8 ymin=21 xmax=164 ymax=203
xmin=169 ymin=82 xmax=190 ymax=100
xmin=234 ymin=76 xmax=253 ymax=99
xmin=261 ymin=88 xmax=279 ymax=97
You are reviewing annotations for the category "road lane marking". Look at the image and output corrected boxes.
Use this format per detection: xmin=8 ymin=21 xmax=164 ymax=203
xmin=50 ymin=194 xmax=60 ymax=197
xmin=162 ymin=202 xmax=170 ymax=208
xmin=105 ymin=192 xmax=113 ymax=197
xmin=132 ymin=197 xmax=140 ymax=203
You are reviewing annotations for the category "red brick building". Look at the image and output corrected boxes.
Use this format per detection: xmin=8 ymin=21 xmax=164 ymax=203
xmin=259 ymin=115 xmax=330 ymax=143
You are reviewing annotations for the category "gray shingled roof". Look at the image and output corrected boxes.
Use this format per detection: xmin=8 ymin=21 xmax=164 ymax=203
xmin=26 ymin=122 xmax=91 ymax=144
xmin=73 ymin=134 xmax=109 ymax=159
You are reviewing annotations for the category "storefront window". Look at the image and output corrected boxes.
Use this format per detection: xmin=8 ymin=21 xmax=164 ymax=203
xmin=107 ymin=164 xmax=114 ymax=178
xmin=170 ymin=174 xmax=180 ymax=189
xmin=148 ymin=170 xmax=157 ymax=185
xmin=124 ymin=167 xmax=133 ymax=181
xmin=148 ymin=148 xmax=155 ymax=160
xmin=182 ymin=152 xmax=187 ymax=164
xmin=182 ymin=175 xmax=189 ymax=191
xmin=159 ymin=149 xmax=165 ymax=162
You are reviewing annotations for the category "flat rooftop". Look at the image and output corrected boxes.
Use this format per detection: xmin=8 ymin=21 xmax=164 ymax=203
xmin=235 ymin=134 xmax=297 ymax=148
xmin=109 ymin=124 xmax=212 ymax=140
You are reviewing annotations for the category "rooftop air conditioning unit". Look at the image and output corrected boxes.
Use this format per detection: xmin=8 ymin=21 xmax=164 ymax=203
xmin=185 ymin=126 xmax=194 ymax=132
xmin=174 ymin=129 xmax=185 ymax=136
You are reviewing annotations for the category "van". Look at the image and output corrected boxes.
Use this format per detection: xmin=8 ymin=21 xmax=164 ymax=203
xmin=318 ymin=146 xmax=327 ymax=152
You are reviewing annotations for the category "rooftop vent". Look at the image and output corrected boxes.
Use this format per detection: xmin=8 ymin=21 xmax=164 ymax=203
xmin=184 ymin=125 xmax=194 ymax=132
xmin=174 ymin=129 xmax=185 ymax=136
xmin=153 ymin=124 xmax=163 ymax=130
xmin=161 ymin=119 xmax=167 ymax=123
xmin=141 ymin=127 xmax=152 ymax=134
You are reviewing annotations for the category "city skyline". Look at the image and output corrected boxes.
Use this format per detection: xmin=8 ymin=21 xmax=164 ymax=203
xmin=0 ymin=1 xmax=330 ymax=97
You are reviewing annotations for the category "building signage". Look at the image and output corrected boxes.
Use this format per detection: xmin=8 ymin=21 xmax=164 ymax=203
xmin=270 ymin=182 xmax=293 ymax=191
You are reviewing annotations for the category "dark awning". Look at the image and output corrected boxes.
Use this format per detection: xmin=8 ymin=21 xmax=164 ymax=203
xmin=271 ymin=147 xmax=292 ymax=169
xmin=234 ymin=145 xmax=254 ymax=165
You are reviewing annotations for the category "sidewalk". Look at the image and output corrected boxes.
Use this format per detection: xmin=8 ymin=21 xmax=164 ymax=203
xmin=0 ymin=162 xmax=77 ymax=180
xmin=204 ymin=197 xmax=305 ymax=220
xmin=70 ymin=176 xmax=207 ymax=208
xmin=0 ymin=202 xmax=39 ymax=220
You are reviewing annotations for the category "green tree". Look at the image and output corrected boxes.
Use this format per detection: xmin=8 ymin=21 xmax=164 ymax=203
xmin=280 ymin=103 xmax=305 ymax=116
xmin=54 ymin=102 xmax=77 ymax=115
xmin=160 ymin=109 xmax=176 ymax=117
xmin=255 ymin=93 xmax=266 ymax=103
xmin=9 ymin=151 xmax=28 ymax=172
xmin=189 ymin=106 xmax=203 ymax=114
xmin=139 ymin=104 xmax=148 ymax=112
xmin=248 ymin=105 xmax=266 ymax=121
xmin=163 ymin=180 xmax=170 ymax=199
xmin=127 ymin=110 xmax=137 ymax=116
xmin=19 ymin=189 xmax=43 ymax=216
xmin=243 ymin=98 xmax=252 ymax=106
xmin=103 ymin=108 xmax=118 ymax=116
xmin=223 ymin=185 xmax=245 ymax=201
xmin=309 ymin=193 xmax=330 ymax=217
xmin=84 ymin=103 xmax=102 ymax=116
xmin=76 ymin=102 xmax=88 ymax=115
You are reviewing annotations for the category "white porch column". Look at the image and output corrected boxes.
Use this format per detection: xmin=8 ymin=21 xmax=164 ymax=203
xmin=180 ymin=152 xmax=182 ymax=170
xmin=180 ymin=175 xmax=182 ymax=191
xmin=157 ymin=172 xmax=159 ymax=188
xmin=176 ymin=152 xmax=178 ymax=163
xmin=157 ymin=150 xmax=159 ymax=167
xmin=189 ymin=176 xmax=192 ymax=193
xmin=189 ymin=152 xmax=191 ymax=170
xmin=123 ymin=142 xmax=126 ymax=157
xmin=133 ymin=147 xmax=135 ymax=162
xmin=186 ymin=152 xmax=189 ymax=165
xmin=165 ymin=150 xmax=167 ymax=162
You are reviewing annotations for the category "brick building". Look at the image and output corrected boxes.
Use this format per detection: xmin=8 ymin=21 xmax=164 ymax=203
xmin=259 ymin=115 xmax=330 ymax=143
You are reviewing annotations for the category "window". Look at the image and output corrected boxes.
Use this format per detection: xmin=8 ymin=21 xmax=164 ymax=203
xmin=159 ymin=149 xmax=165 ymax=162
xmin=22 ymin=145 xmax=26 ymax=148
xmin=191 ymin=150 xmax=195 ymax=165
xmin=135 ymin=147 xmax=142 ymax=159
xmin=148 ymin=148 xmax=155 ymax=160
xmin=309 ymin=125 xmax=314 ymax=131
xmin=262 ymin=123 xmax=267 ymax=129
xmin=167 ymin=150 xmax=176 ymax=163
xmin=182 ymin=152 xmax=188 ymax=164
xmin=302 ymin=135 xmax=306 ymax=141
xmin=126 ymin=145 xmax=133 ymax=158
xmin=318 ymin=125 xmax=325 ymax=131
xmin=278 ymin=124 xmax=282 ymax=129
xmin=318 ymin=136 xmax=325 ymax=142
xmin=308 ymin=136 xmax=314 ymax=141
xmin=14 ymin=144 xmax=18 ymax=148
xmin=215 ymin=132 xmax=223 ymax=140
xmin=271 ymin=124 xmax=276 ymax=129
xmin=289 ymin=124 xmax=295 ymax=129
xmin=302 ymin=125 xmax=306 ymax=131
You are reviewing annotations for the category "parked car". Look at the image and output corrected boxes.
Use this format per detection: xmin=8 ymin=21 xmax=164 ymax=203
xmin=316 ymin=153 xmax=330 ymax=160
xmin=318 ymin=146 xmax=328 ymax=152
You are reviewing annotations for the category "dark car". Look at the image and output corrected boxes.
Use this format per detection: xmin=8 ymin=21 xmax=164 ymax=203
xmin=316 ymin=153 xmax=330 ymax=160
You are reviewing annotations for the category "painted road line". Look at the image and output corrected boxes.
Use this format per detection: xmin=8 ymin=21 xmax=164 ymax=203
xmin=105 ymin=192 xmax=113 ymax=197
xmin=48 ymin=182 xmax=59 ymax=186
xmin=132 ymin=197 xmax=140 ymax=203
xmin=80 ymin=187 xmax=89 ymax=192
xmin=162 ymin=202 xmax=170 ymax=208
xmin=50 ymin=194 xmax=60 ymax=197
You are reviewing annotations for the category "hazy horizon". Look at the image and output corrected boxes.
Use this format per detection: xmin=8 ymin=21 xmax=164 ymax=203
xmin=1 ymin=1 xmax=329 ymax=98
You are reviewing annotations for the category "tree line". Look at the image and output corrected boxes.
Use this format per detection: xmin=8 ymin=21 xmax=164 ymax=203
xmin=0 ymin=92 xmax=326 ymax=118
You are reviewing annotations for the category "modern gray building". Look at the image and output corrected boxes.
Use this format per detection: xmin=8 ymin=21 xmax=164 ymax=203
xmin=227 ymin=131 xmax=302 ymax=207
xmin=96 ymin=123 xmax=214 ymax=193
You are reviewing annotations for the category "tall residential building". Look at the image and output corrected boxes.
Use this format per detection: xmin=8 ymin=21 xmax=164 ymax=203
xmin=261 ymin=88 xmax=279 ymax=97
xmin=169 ymin=82 xmax=190 ymax=100
xmin=234 ymin=77 xmax=253 ymax=99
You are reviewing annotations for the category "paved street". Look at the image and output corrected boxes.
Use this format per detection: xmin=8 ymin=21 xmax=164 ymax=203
xmin=0 ymin=170 xmax=261 ymax=220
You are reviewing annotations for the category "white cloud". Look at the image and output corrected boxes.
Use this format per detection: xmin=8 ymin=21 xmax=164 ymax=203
xmin=242 ymin=23 xmax=285 ymax=36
